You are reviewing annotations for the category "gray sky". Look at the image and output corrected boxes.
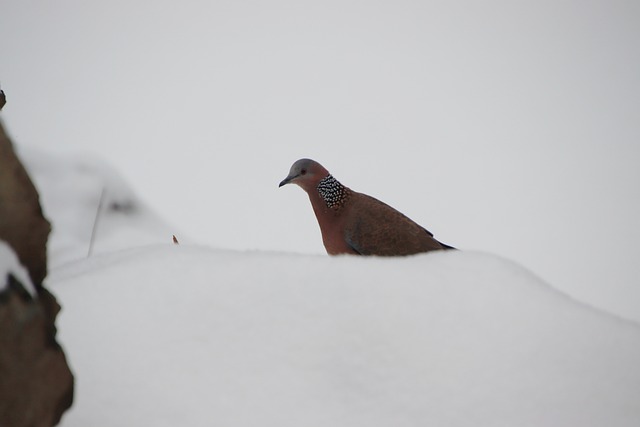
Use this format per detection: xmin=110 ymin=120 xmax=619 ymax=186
xmin=1 ymin=0 xmax=639 ymax=319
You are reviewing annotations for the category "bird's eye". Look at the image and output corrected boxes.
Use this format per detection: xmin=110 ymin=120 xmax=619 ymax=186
xmin=300 ymin=169 xmax=307 ymax=175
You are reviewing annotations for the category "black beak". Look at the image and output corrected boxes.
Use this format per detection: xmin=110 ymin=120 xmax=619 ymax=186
xmin=279 ymin=174 xmax=296 ymax=187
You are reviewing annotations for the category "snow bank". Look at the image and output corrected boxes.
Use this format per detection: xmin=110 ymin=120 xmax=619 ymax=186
xmin=19 ymin=149 xmax=177 ymax=268
xmin=51 ymin=246 xmax=640 ymax=427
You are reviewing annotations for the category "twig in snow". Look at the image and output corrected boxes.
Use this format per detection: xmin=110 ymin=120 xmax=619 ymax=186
xmin=88 ymin=187 xmax=106 ymax=257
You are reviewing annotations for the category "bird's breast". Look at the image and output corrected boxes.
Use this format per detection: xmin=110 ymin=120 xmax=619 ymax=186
xmin=309 ymin=197 xmax=357 ymax=255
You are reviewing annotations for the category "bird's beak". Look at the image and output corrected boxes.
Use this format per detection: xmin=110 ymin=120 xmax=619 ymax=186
xmin=279 ymin=174 xmax=297 ymax=187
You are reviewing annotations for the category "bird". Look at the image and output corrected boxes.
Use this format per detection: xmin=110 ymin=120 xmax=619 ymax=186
xmin=279 ymin=158 xmax=455 ymax=256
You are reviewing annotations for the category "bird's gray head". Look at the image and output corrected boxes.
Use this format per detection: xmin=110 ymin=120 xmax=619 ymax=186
xmin=279 ymin=158 xmax=330 ymax=191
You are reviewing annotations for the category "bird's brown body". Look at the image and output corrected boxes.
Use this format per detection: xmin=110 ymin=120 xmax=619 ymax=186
xmin=280 ymin=159 xmax=453 ymax=256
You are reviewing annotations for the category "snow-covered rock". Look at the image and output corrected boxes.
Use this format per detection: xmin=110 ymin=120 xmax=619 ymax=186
xmin=0 ymin=241 xmax=37 ymax=297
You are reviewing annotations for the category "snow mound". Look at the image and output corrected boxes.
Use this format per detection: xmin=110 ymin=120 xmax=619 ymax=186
xmin=51 ymin=246 xmax=640 ymax=427
xmin=19 ymin=149 xmax=178 ymax=268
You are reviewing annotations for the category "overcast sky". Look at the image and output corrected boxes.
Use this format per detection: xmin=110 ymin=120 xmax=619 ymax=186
xmin=1 ymin=0 xmax=639 ymax=319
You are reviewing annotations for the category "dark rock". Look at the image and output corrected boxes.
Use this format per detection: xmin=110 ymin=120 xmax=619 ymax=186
xmin=0 ymin=120 xmax=51 ymax=287
xmin=0 ymin=118 xmax=74 ymax=426
xmin=0 ymin=273 xmax=74 ymax=427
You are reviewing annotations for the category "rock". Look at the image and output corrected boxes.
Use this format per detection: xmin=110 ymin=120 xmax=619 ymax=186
xmin=0 ymin=119 xmax=51 ymax=287
xmin=0 ymin=117 xmax=74 ymax=426
xmin=0 ymin=269 xmax=74 ymax=427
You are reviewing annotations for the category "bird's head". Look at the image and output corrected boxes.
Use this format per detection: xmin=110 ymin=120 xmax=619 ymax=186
xmin=279 ymin=158 xmax=330 ymax=192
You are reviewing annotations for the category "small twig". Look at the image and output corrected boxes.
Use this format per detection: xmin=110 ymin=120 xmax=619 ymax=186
xmin=88 ymin=187 xmax=106 ymax=257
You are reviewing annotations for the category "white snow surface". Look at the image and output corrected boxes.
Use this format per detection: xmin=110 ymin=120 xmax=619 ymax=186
xmin=18 ymin=152 xmax=637 ymax=426
xmin=19 ymin=148 xmax=177 ymax=267
xmin=52 ymin=246 xmax=640 ymax=427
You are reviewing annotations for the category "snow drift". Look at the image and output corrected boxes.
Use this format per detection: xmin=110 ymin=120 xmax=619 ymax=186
xmin=51 ymin=246 xmax=640 ymax=427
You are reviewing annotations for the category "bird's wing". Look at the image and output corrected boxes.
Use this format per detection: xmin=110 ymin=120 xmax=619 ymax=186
xmin=343 ymin=193 xmax=446 ymax=256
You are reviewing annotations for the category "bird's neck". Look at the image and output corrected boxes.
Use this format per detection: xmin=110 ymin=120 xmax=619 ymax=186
xmin=315 ymin=174 xmax=350 ymax=209
xmin=306 ymin=175 xmax=356 ymax=255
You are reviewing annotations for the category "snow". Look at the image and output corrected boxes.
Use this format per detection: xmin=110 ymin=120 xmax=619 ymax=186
xmin=0 ymin=241 xmax=36 ymax=297
xmin=19 ymin=148 xmax=177 ymax=267
xmin=51 ymin=246 xmax=640 ymax=427
xmin=16 ymin=151 xmax=637 ymax=426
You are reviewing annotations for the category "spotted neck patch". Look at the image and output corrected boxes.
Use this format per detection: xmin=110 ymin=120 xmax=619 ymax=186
xmin=317 ymin=175 xmax=350 ymax=209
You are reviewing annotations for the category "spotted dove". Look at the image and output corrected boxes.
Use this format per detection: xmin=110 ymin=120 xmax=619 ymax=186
xmin=279 ymin=158 xmax=454 ymax=256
